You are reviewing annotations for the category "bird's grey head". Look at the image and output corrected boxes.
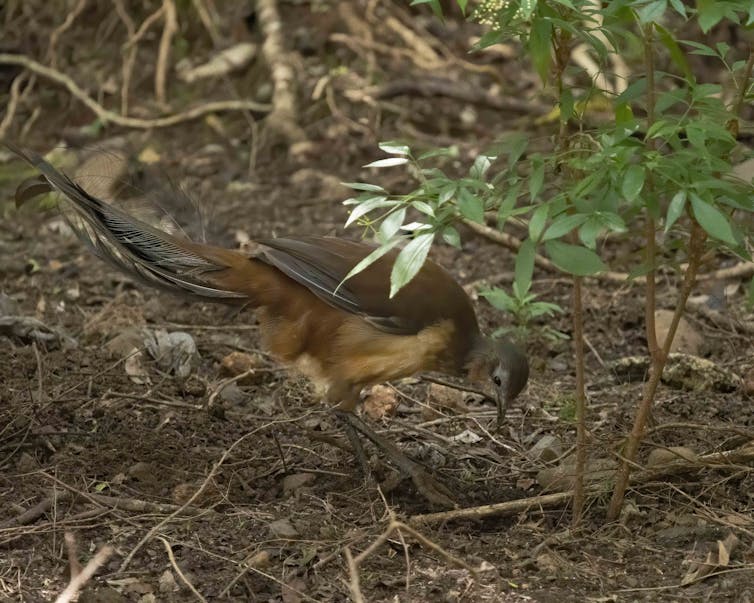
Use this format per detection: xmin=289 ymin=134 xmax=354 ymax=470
xmin=466 ymin=337 xmax=529 ymax=428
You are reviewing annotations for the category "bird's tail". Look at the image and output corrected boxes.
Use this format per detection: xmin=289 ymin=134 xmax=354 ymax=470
xmin=7 ymin=144 xmax=269 ymax=304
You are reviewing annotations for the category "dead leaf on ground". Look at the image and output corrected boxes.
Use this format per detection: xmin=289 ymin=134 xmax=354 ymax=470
xmin=682 ymin=533 xmax=739 ymax=585
xmin=220 ymin=351 xmax=266 ymax=384
xmin=144 ymin=329 xmax=198 ymax=378
xmin=363 ymin=384 xmax=399 ymax=420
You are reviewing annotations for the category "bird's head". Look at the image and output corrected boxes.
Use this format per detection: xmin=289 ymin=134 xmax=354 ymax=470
xmin=466 ymin=337 xmax=529 ymax=428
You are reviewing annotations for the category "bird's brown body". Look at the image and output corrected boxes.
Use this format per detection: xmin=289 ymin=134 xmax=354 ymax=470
xmin=9 ymin=144 xmax=528 ymax=506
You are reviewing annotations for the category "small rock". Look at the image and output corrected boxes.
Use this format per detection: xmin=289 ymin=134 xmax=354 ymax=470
xmin=537 ymin=458 xmax=615 ymax=490
xmin=268 ymin=518 xmax=299 ymax=538
xmin=219 ymin=382 xmax=246 ymax=406
xmin=158 ymin=570 xmax=177 ymax=593
xmin=244 ymin=550 xmax=271 ymax=568
xmin=16 ymin=452 xmax=37 ymax=473
xmin=427 ymin=383 xmax=467 ymax=412
xmin=105 ymin=327 xmax=143 ymax=359
xmin=647 ymin=446 xmax=698 ymax=467
xmin=743 ymin=367 xmax=754 ymax=397
xmin=127 ymin=462 xmax=156 ymax=482
xmin=219 ymin=351 xmax=266 ymax=385
xmin=528 ymin=435 xmax=563 ymax=463
xmin=655 ymin=309 xmax=702 ymax=354
xmin=282 ymin=472 xmax=317 ymax=496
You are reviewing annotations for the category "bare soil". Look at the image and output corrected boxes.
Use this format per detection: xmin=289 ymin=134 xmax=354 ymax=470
xmin=1 ymin=2 xmax=754 ymax=601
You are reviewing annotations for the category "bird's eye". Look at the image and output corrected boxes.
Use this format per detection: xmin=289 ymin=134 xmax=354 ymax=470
xmin=493 ymin=376 xmax=502 ymax=387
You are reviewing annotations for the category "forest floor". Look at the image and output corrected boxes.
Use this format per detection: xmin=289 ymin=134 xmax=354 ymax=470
xmin=1 ymin=1 xmax=753 ymax=601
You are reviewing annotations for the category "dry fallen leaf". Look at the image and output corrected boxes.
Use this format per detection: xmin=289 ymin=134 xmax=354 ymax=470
xmin=363 ymin=384 xmax=399 ymax=420
xmin=682 ymin=532 xmax=739 ymax=585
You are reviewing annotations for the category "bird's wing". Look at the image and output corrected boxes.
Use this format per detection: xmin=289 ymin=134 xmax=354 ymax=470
xmin=257 ymin=236 xmax=478 ymax=336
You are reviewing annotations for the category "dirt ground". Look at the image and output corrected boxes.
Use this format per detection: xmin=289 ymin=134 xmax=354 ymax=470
xmin=2 ymin=2 xmax=754 ymax=602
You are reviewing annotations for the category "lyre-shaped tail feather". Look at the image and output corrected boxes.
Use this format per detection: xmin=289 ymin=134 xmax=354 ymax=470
xmin=6 ymin=143 xmax=247 ymax=302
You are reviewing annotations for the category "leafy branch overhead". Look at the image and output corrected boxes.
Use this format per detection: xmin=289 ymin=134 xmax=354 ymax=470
xmin=344 ymin=0 xmax=754 ymax=312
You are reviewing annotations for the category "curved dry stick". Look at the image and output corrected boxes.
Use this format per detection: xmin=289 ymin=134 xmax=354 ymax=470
xmin=0 ymin=53 xmax=270 ymax=130
xmin=47 ymin=0 xmax=88 ymax=68
xmin=54 ymin=543 xmax=113 ymax=603
xmin=155 ymin=0 xmax=178 ymax=108
xmin=256 ymin=0 xmax=308 ymax=147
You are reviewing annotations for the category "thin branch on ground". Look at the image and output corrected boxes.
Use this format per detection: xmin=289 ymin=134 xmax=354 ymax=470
xmin=155 ymin=0 xmax=178 ymax=108
xmin=54 ymin=535 xmax=113 ymax=603
xmin=158 ymin=536 xmax=207 ymax=602
xmin=46 ymin=0 xmax=88 ymax=68
xmin=256 ymin=0 xmax=309 ymax=150
xmin=0 ymin=70 xmax=26 ymax=139
xmin=0 ymin=54 xmax=270 ymax=130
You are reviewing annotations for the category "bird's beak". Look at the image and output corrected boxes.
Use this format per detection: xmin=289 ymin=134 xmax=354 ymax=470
xmin=495 ymin=390 xmax=507 ymax=431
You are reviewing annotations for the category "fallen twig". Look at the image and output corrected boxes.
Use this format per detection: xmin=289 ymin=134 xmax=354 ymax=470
xmin=155 ymin=0 xmax=178 ymax=108
xmin=412 ymin=439 xmax=754 ymax=525
xmin=54 ymin=537 xmax=113 ymax=603
xmin=256 ymin=0 xmax=309 ymax=149
xmin=0 ymin=53 xmax=270 ymax=130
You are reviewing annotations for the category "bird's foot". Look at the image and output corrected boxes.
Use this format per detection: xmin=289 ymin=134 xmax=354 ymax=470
xmin=398 ymin=461 xmax=456 ymax=509
xmin=335 ymin=410 xmax=456 ymax=509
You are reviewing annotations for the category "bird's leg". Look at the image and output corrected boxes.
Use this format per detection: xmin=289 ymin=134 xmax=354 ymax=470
xmin=328 ymin=385 xmax=371 ymax=477
xmin=338 ymin=412 xmax=456 ymax=509
xmin=333 ymin=409 xmax=371 ymax=478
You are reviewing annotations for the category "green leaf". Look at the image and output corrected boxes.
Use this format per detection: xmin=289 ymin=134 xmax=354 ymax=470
xmin=438 ymin=183 xmax=457 ymax=205
xmin=665 ymin=190 xmax=686 ymax=232
xmin=529 ymin=204 xmax=549 ymax=241
xmin=378 ymin=141 xmax=410 ymax=156
xmin=616 ymin=78 xmax=648 ymax=104
xmin=578 ymin=217 xmax=603 ymax=249
xmin=668 ymin=0 xmax=687 ymax=16
xmin=560 ymin=87 xmax=574 ymax=122
xmin=697 ymin=0 xmax=726 ymax=33
xmin=364 ymin=157 xmax=409 ymax=168
xmin=685 ymin=125 xmax=706 ymax=149
xmin=470 ymin=154 xmax=494 ymax=180
xmin=479 ymin=287 xmax=515 ymax=312
xmin=410 ymin=0 xmax=443 ymax=18
xmin=504 ymin=133 xmax=528 ymax=166
xmin=529 ymin=156 xmax=545 ymax=200
xmin=689 ymin=193 xmax=738 ymax=245
xmin=339 ymin=239 xmax=400 ymax=286
xmin=636 ymin=0 xmax=667 ymax=23
xmin=528 ymin=17 xmax=553 ymax=82
xmin=390 ymin=233 xmax=434 ymax=297
xmin=655 ymin=23 xmax=693 ymax=81
xmin=457 ymin=188 xmax=485 ymax=223
xmin=442 ymin=225 xmax=461 ymax=248
xmin=417 ymin=146 xmax=458 ymax=160
xmin=682 ymin=39 xmax=718 ymax=57
xmin=515 ymin=239 xmax=536 ymax=297
xmin=379 ymin=207 xmax=406 ymax=240
xmin=411 ymin=200 xmax=435 ymax=216
xmin=342 ymin=182 xmax=387 ymax=193
xmin=622 ymin=165 xmax=645 ymax=201
xmin=457 ymin=0 xmax=468 ymax=14
xmin=542 ymin=213 xmax=588 ymax=241
xmin=615 ymin=102 xmax=635 ymax=126
xmin=544 ymin=240 xmax=606 ymax=275
xmin=344 ymin=196 xmax=392 ymax=226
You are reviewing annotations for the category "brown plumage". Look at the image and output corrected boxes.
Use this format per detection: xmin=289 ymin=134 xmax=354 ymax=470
xmin=9 ymin=144 xmax=529 ymax=507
